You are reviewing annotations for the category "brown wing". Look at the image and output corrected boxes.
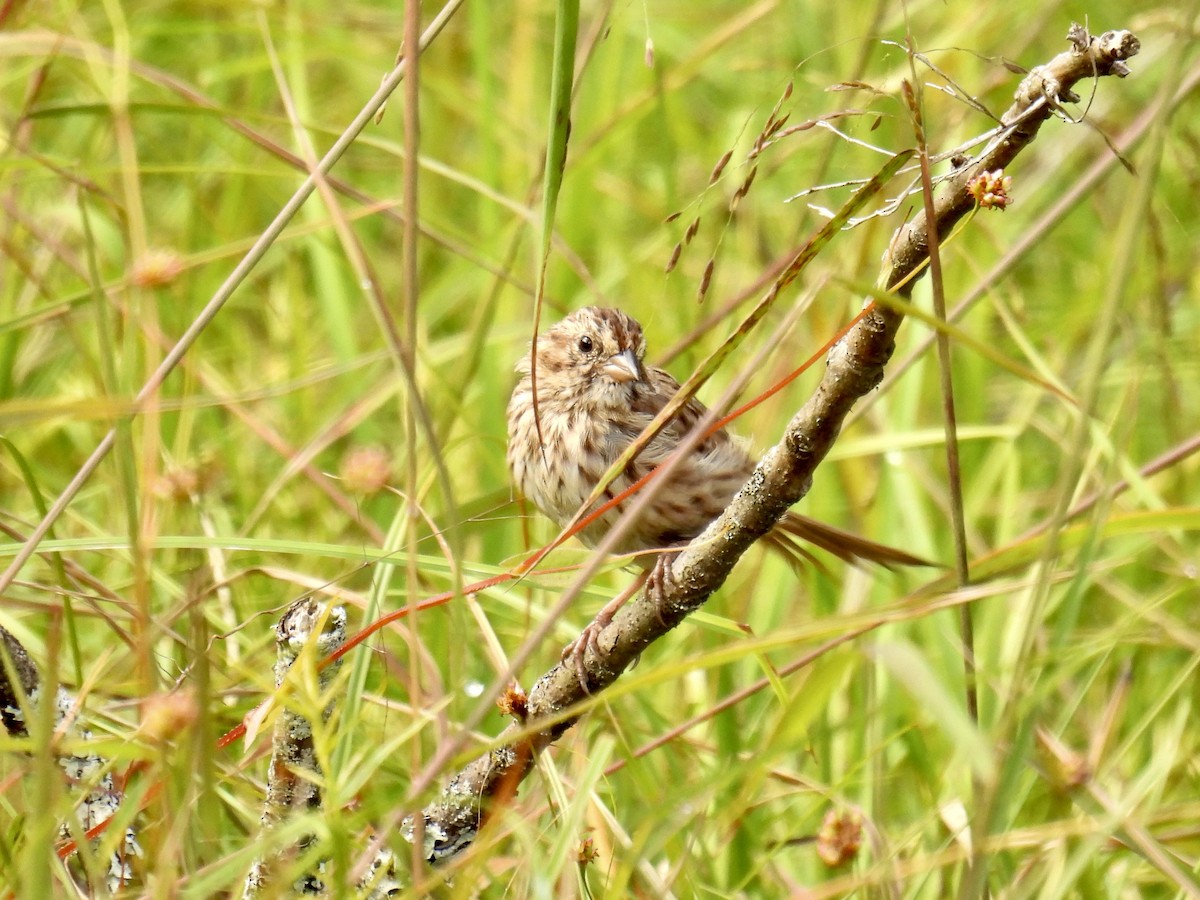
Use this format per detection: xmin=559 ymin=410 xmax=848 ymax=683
xmin=619 ymin=364 xmax=934 ymax=568
xmin=631 ymin=366 xmax=714 ymax=440
xmin=589 ymin=365 xmax=753 ymax=548
xmin=625 ymin=365 xmax=746 ymax=472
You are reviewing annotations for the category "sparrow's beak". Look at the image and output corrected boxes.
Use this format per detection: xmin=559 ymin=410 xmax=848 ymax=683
xmin=602 ymin=349 xmax=641 ymax=384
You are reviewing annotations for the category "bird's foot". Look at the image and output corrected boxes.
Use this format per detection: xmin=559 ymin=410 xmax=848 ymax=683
xmin=645 ymin=550 xmax=681 ymax=628
xmin=560 ymin=611 xmax=616 ymax=693
xmin=559 ymin=571 xmax=649 ymax=693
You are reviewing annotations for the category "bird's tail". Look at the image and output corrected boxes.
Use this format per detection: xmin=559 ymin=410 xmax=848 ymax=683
xmin=764 ymin=512 xmax=934 ymax=570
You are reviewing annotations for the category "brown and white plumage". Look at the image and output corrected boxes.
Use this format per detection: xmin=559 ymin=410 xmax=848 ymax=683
xmin=506 ymin=306 xmax=926 ymax=570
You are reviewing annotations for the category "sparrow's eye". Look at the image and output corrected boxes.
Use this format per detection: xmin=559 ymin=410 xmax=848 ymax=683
xmin=578 ymin=335 xmax=593 ymax=353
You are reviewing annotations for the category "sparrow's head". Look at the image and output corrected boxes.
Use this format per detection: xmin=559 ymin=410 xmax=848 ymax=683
xmin=517 ymin=307 xmax=648 ymax=404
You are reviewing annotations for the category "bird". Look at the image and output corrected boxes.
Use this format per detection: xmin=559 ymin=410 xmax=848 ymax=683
xmin=506 ymin=306 xmax=927 ymax=666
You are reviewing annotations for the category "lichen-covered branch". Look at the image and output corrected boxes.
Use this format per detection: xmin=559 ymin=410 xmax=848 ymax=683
xmin=0 ymin=625 xmax=142 ymax=893
xmin=244 ymin=598 xmax=400 ymax=897
xmin=244 ymin=598 xmax=344 ymax=895
xmin=406 ymin=25 xmax=1141 ymax=865
xmin=0 ymin=628 xmax=40 ymax=734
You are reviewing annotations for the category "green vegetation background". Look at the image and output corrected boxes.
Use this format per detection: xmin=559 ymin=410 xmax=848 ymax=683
xmin=1 ymin=0 xmax=1197 ymax=896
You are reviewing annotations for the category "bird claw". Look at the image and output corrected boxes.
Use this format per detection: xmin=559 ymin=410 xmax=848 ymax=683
xmin=558 ymin=569 xmax=652 ymax=692
xmin=645 ymin=551 xmax=680 ymax=628
xmin=558 ymin=556 xmax=677 ymax=694
xmin=560 ymin=613 xmax=615 ymax=693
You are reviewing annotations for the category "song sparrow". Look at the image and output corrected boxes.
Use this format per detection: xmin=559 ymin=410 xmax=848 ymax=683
xmin=507 ymin=307 xmax=926 ymax=663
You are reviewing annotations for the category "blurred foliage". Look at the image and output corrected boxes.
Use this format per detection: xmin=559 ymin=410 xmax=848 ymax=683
xmin=0 ymin=0 xmax=1197 ymax=896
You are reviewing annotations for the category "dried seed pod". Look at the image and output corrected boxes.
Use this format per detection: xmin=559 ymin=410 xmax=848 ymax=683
xmin=665 ymin=242 xmax=683 ymax=274
xmin=730 ymin=166 xmax=758 ymax=212
xmin=763 ymin=112 xmax=790 ymax=140
xmin=697 ymin=258 xmax=714 ymax=301
xmin=816 ymin=808 xmax=863 ymax=868
xmin=709 ymin=149 xmax=734 ymax=185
